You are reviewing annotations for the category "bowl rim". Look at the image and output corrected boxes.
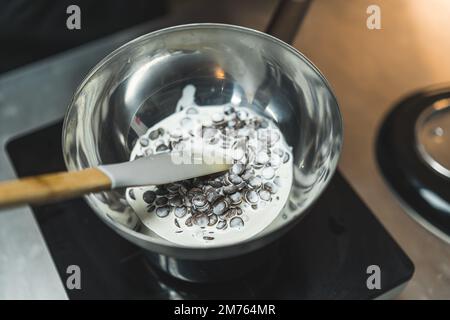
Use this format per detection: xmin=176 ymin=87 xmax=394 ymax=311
xmin=62 ymin=23 xmax=343 ymax=257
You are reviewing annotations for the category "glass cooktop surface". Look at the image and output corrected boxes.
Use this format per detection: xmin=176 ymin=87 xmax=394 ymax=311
xmin=6 ymin=121 xmax=414 ymax=299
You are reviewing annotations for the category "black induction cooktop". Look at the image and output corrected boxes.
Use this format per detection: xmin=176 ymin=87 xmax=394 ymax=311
xmin=6 ymin=121 xmax=414 ymax=299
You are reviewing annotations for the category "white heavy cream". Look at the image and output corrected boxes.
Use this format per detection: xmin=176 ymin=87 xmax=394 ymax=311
xmin=125 ymin=85 xmax=293 ymax=247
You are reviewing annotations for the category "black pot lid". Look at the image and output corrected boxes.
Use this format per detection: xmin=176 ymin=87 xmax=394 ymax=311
xmin=376 ymin=86 xmax=450 ymax=243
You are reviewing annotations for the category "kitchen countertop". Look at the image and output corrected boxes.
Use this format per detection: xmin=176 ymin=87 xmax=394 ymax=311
xmin=294 ymin=0 xmax=450 ymax=299
xmin=0 ymin=0 xmax=449 ymax=299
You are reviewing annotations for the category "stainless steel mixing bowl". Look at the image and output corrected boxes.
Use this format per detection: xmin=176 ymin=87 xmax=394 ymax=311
xmin=62 ymin=23 xmax=343 ymax=281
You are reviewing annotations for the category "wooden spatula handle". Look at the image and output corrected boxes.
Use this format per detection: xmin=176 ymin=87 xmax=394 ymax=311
xmin=0 ymin=168 xmax=111 ymax=209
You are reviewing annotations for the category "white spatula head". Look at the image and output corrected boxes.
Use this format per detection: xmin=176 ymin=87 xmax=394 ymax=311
xmin=98 ymin=146 xmax=232 ymax=188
